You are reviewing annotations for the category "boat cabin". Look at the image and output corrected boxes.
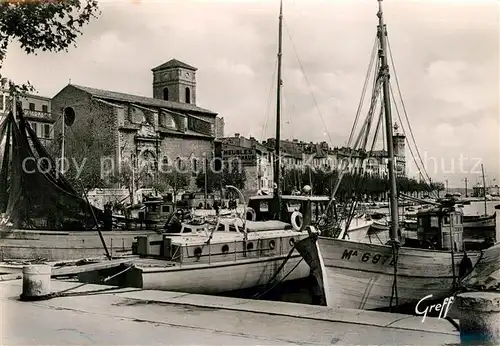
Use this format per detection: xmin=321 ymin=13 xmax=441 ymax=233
xmin=133 ymin=216 xmax=301 ymax=265
xmin=247 ymin=195 xmax=331 ymax=228
xmin=142 ymin=196 xmax=175 ymax=226
xmin=415 ymin=206 xmax=464 ymax=251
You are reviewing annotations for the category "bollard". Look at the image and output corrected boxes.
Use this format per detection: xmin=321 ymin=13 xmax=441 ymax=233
xmin=455 ymin=292 xmax=500 ymax=345
xmin=20 ymin=264 xmax=52 ymax=301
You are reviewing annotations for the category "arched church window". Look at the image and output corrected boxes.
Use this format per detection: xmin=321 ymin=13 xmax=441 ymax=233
xmin=185 ymin=87 xmax=191 ymax=104
xmin=163 ymin=88 xmax=169 ymax=101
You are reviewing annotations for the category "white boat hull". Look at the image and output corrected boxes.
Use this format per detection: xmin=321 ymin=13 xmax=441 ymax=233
xmin=315 ymin=237 xmax=481 ymax=310
xmin=463 ymin=215 xmax=496 ymax=229
xmin=124 ymin=254 xmax=310 ymax=294
xmin=343 ymin=219 xmax=374 ymax=242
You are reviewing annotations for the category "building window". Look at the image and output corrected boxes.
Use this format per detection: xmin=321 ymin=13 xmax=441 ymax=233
xmin=185 ymin=87 xmax=191 ymax=104
xmin=29 ymin=103 xmax=35 ymax=111
xmin=0 ymin=95 xmax=4 ymax=112
xmin=42 ymin=105 xmax=48 ymax=113
xmin=43 ymin=124 xmax=50 ymax=139
xmin=163 ymin=88 xmax=169 ymax=101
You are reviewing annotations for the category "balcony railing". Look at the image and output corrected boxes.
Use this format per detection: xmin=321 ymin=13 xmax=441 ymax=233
xmin=22 ymin=109 xmax=52 ymax=120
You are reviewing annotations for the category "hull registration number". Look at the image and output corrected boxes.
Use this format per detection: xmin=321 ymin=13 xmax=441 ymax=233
xmin=341 ymin=249 xmax=395 ymax=266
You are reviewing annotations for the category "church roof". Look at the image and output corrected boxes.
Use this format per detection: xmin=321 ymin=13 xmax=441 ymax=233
xmin=152 ymin=59 xmax=197 ymax=72
xmin=67 ymin=84 xmax=216 ymax=115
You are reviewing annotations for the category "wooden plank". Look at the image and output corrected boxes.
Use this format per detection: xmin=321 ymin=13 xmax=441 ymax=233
xmin=52 ymin=258 xmax=135 ymax=277
xmin=0 ymin=273 xmax=22 ymax=281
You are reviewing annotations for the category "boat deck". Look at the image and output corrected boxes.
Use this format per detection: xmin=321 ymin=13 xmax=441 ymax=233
xmin=1 ymin=279 xmax=460 ymax=345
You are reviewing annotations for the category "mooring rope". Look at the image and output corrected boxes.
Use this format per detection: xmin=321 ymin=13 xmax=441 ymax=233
xmin=389 ymin=241 xmax=400 ymax=310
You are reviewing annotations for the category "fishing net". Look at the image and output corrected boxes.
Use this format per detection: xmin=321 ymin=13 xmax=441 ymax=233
xmin=0 ymin=110 xmax=102 ymax=231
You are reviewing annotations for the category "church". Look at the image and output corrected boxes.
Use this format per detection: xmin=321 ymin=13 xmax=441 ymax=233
xmin=51 ymin=59 xmax=223 ymax=189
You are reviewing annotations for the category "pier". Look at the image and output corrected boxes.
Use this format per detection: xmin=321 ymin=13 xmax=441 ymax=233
xmin=1 ymin=278 xmax=459 ymax=345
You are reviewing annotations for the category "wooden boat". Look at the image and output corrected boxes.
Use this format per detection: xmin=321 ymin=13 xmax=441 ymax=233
xmin=299 ymin=202 xmax=483 ymax=310
xmin=295 ymin=0 xmax=486 ymax=311
xmin=463 ymin=213 xmax=496 ymax=229
xmin=78 ymin=195 xmax=332 ymax=294
xmin=0 ymin=228 xmax=158 ymax=261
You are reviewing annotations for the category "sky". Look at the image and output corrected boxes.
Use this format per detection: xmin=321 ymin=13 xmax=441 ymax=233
xmin=3 ymin=0 xmax=499 ymax=188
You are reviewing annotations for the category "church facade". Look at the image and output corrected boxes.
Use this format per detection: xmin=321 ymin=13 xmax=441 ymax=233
xmin=51 ymin=59 xmax=220 ymax=190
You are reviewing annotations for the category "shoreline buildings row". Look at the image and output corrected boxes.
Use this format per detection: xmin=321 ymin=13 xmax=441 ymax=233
xmin=2 ymin=58 xmax=410 ymax=196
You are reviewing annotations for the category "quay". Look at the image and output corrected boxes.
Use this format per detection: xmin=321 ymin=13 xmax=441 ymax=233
xmin=1 ymin=279 xmax=459 ymax=345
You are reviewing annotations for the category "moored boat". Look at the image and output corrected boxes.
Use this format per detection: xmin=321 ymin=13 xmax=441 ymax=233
xmin=78 ymin=194 xmax=332 ymax=294
xmin=463 ymin=213 xmax=496 ymax=229
xmin=295 ymin=0 xmax=486 ymax=311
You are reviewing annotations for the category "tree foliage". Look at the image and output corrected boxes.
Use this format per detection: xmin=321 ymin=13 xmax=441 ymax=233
xmin=281 ymin=167 xmax=442 ymax=202
xmin=155 ymin=171 xmax=190 ymax=196
xmin=195 ymin=165 xmax=247 ymax=193
xmin=0 ymin=0 xmax=100 ymax=96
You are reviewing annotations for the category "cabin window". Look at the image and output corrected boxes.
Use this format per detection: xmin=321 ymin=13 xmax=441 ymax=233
xmin=430 ymin=216 xmax=439 ymax=228
xmin=443 ymin=216 xmax=450 ymax=225
xmin=162 ymin=205 xmax=170 ymax=213
xmin=246 ymin=242 xmax=254 ymax=250
xmin=229 ymin=225 xmax=238 ymax=232
xmin=150 ymin=205 xmax=157 ymax=212
xmin=184 ymin=227 xmax=192 ymax=233
xmin=217 ymin=224 xmax=225 ymax=231
xmin=221 ymin=245 xmax=229 ymax=254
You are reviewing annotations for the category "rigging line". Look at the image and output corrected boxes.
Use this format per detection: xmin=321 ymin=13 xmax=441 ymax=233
xmin=261 ymin=58 xmax=279 ymax=141
xmin=369 ymin=101 xmax=384 ymax=155
xmin=328 ymin=38 xmax=380 ymax=200
xmin=386 ymin=37 xmax=434 ymax=188
xmin=283 ymin=19 xmax=334 ymax=147
xmin=389 ymin=84 xmax=438 ymax=199
xmin=348 ymin=35 xmax=379 ymax=147
xmin=387 ymin=81 xmax=433 ymax=191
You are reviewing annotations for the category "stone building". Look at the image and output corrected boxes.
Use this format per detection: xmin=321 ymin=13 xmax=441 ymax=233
xmin=0 ymin=87 xmax=55 ymax=147
xmin=51 ymin=59 xmax=218 ymax=190
xmin=221 ymin=133 xmax=274 ymax=194
xmin=215 ymin=117 xmax=225 ymax=138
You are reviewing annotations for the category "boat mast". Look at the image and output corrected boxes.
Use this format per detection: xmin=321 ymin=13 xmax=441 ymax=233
xmin=377 ymin=0 xmax=399 ymax=241
xmin=274 ymin=0 xmax=284 ymax=219
xmin=481 ymin=164 xmax=487 ymax=216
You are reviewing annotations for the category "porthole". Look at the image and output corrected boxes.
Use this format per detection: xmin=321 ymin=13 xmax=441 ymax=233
xmin=222 ymin=244 xmax=229 ymax=254
xmin=269 ymin=240 xmax=276 ymax=250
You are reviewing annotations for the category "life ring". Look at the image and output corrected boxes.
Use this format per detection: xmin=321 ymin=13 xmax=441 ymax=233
xmin=291 ymin=211 xmax=303 ymax=231
xmin=269 ymin=240 xmax=276 ymax=250
xmin=246 ymin=207 xmax=257 ymax=221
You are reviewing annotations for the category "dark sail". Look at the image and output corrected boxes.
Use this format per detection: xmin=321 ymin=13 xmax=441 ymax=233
xmin=0 ymin=109 xmax=102 ymax=231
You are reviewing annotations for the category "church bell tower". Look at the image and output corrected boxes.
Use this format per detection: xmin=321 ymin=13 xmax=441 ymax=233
xmin=152 ymin=59 xmax=197 ymax=105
